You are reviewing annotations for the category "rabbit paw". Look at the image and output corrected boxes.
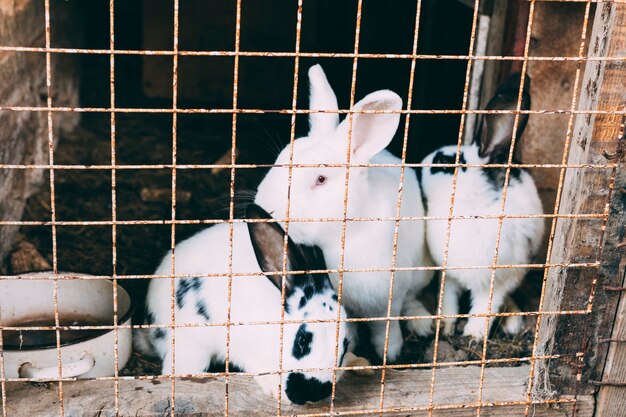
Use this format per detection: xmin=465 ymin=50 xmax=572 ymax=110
xmin=503 ymin=315 xmax=523 ymax=335
xmin=407 ymin=317 xmax=434 ymax=337
xmin=442 ymin=318 xmax=457 ymax=336
xmin=462 ymin=318 xmax=488 ymax=340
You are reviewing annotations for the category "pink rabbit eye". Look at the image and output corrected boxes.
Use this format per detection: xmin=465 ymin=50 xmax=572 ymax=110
xmin=316 ymin=175 xmax=327 ymax=186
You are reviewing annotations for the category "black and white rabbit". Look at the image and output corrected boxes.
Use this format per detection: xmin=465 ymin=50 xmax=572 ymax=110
xmin=135 ymin=204 xmax=351 ymax=405
xmin=419 ymin=74 xmax=544 ymax=339
xmin=254 ymin=64 xmax=434 ymax=362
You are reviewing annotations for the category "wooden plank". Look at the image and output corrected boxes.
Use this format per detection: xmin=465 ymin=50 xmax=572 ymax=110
xmin=533 ymin=2 xmax=626 ymax=397
xmin=2 ymin=365 xmax=594 ymax=417
xmin=596 ymin=260 xmax=626 ymax=416
xmin=523 ymin=1 xmax=592 ymax=214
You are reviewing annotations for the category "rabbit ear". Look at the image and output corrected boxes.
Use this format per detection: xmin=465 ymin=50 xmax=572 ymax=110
xmin=308 ymin=64 xmax=340 ymax=137
xmin=342 ymin=90 xmax=402 ymax=163
xmin=476 ymin=73 xmax=531 ymax=163
xmin=246 ymin=204 xmax=303 ymax=293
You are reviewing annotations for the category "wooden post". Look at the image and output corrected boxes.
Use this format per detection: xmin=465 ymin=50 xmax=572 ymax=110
xmin=533 ymin=1 xmax=626 ymax=399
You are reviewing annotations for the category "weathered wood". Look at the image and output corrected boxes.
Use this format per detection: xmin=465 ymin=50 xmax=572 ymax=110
xmin=0 ymin=0 xmax=80 ymax=272
xmin=524 ymin=1 xmax=592 ymax=214
xmin=596 ymin=260 xmax=626 ymax=416
xmin=2 ymin=366 xmax=594 ymax=416
xmin=533 ymin=2 xmax=626 ymax=398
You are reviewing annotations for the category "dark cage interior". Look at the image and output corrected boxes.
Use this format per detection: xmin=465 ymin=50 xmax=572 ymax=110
xmin=13 ymin=0 xmax=541 ymax=373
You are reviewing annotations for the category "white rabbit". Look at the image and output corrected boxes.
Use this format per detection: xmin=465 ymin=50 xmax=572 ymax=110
xmin=254 ymin=64 xmax=433 ymax=362
xmin=135 ymin=204 xmax=350 ymax=405
xmin=419 ymin=74 xmax=544 ymax=340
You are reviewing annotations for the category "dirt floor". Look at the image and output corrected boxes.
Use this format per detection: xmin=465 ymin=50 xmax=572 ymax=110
xmin=9 ymin=105 xmax=543 ymax=373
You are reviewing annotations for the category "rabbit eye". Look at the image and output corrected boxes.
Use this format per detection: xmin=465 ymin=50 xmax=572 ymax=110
xmin=316 ymin=175 xmax=327 ymax=186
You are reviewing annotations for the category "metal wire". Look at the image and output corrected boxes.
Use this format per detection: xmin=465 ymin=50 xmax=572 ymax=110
xmin=426 ymin=0 xmax=483 ymax=415
xmin=223 ymin=2 xmax=242 ymax=415
xmin=41 ymin=0 xmax=66 ymax=414
xmin=0 ymin=306 xmax=595 ymax=333
xmin=478 ymin=2 xmax=537 ymax=415
xmin=273 ymin=0 xmax=304 ymax=412
xmin=0 ymin=0 xmax=623 ymax=416
xmin=108 ymin=1 xmax=121 ymax=414
xmin=0 ymin=212 xmax=613 ymax=227
xmin=328 ymin=0 xmax=364 ymax=413
xmin=3 ymin=45 xmax=626 ymax=60
xmin=2 ymin=106 xmax=626 ymax=115
xmin=377 ymin=1 xmax=423 ymax=414
xmin=168 ymin=1 xmax=180 ymax=415
xmin=0 ymin=161 xmax=620 ymax=170
xmin=0 ymin=260 xmax=602 ymax=281
xmin=0 ymin=353 xmax=576 ymax=383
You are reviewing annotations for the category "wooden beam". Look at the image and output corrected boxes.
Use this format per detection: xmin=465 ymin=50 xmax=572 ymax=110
xmin=2 ymin=366 xmax=594 ymax=416
xmin=533 ymin=1 xmax=626 ymax=398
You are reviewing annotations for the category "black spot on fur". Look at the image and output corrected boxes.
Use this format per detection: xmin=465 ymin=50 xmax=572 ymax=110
xmin=285 ymin=244 xmax=337 ymax=311
xmin=154 ymin=328 xmax=166 ymax=339
xmin=416 ymin=165 xmax=429 ymax=211
xmin=204 ymin=360 xmax=244 ymax=373
xmin=303 ymin=285 xmax=314 ymax=299
xmin=176 ymin=291 xmax=186 ymax=308
xmin=196 ymin=300 xmax=210 ymax=320
xmin=332 ymin=294 xmax=338 ymax=302
xmin=176 ymin=280 xmax=190 ymax=308
xmin=339 ymin=338 xmax=349 ymax=366
xmin=431 ymin=151 xmax=467 ymax=175
xmin=285 ymin=372 xmax=332 ymax=404
xmin=287 ymin=245 xmax=335 ymax=300
xmin=416 ymin=163 xmax=423 ymax=185
xmin=145 ymin=312 xmax=155 ymax=325
xmin=525 ymin=235 xmax=538 ymax=262
xmin=292 ymin=324 xmax=313 ymax=359
xmin=190 ymin=277 xmax=202 ymax=289
xmin=483 ymin=166 xmax=522 ymax=191
xmin=176 ymin=277 xmax=203 ymax=309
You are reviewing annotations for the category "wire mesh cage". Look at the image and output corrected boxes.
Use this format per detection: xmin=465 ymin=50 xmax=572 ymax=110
xmin=0 ymin=0 xmax=625 ymax=416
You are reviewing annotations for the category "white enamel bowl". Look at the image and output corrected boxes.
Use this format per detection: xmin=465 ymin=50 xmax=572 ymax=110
xmin=1 ymin=272 xmax=133 ymax=379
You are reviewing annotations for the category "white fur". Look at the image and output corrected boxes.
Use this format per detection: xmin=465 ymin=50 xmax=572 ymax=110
xmin=136 ymin=223 xmax=349 ymax=403
xmin=420 ymin=145 xmax=544 ymax=339
xmin=255 ymin=65 xmax=434 ymax=361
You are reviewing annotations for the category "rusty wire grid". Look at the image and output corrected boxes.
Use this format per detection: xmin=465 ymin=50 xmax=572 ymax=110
xmin=275 ymin=0 xmax=305 ymax=412
xmin=223 ymin=0 xmax=242 ymax=415
xmin=167 ymin=0 xmax=180 ymax=414
xmin=0 ymin=0 xmax=624 ymax=416
xmin=426 ymin=0 xmax=483 ymax=414
xmin=43 ymin=0 xmax=64 ymax=415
